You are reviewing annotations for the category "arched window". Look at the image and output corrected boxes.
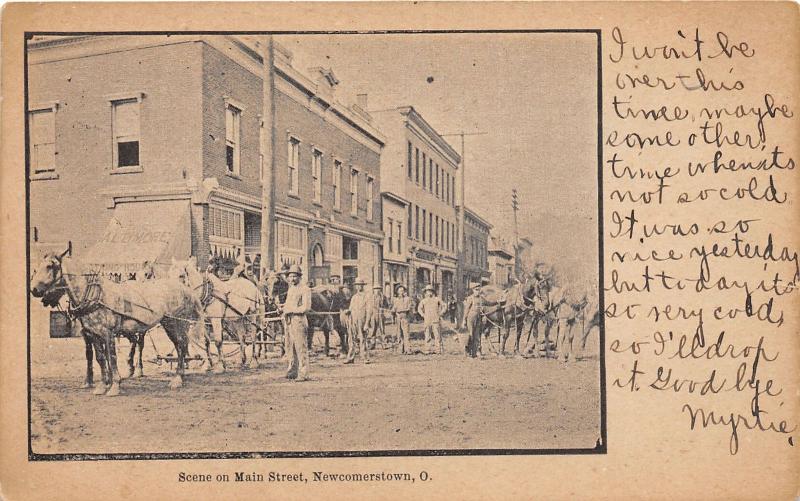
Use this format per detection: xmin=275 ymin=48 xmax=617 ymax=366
xmin=312 ymin=243 xmax=324 ymax=266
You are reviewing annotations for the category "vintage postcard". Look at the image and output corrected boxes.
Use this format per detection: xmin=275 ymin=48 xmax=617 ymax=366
xmin=1 ymin=2 xmax=798 ymax=500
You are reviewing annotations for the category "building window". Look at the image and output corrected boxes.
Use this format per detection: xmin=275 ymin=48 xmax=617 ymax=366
xmin=452 ymin=177 xmax=456 ymax=207
xmin=415 ymin=147 xmax=420 ymax=184
xmin=333 ymin=159 xmax=342 ymax=210
xmin=366 ymin=176 xmax=374 ymax=221
xmin=415 ymin=205 xmax=420 ymax=240
xmin=112 ymin=98 xmax=140 ymax=168
xmin=407 ymin=141 xmax=413 ymax=179
xmin=312 ymin=149 xmax=323 ymax=203
xmin=397 ymin=222 xmax=403 ymax=254
xmin=436 ymin=164 xmax=440 ymax=198
xmin=209 ymin=206 xmax=243 ymax=241
xmin=343 ymin=236 xmax=359 ymax=260
xmin=287 ymin=136 xmax=300 ymax=196
xmin=277 ymin=221 xmax=305 ymax=274
xmin=422 ymin=153 xmax=427 ymax=189
xmin=429 ymin=159 xmax=434 ymax=192
xmin=421 ymin=208 xmax=426 ymax=243
xmin=225 ymin=103 xmax=241 ymax=175
xmin=350 ymin=168 xmax=359 ymax=216
xmin=408 ymin=204 xmax=413 ymax=238
xmin=429 ymin=212 xmax=433 ymax=244
xmin=29 ymin=107 xmax=56 ymax=175
xmin=435 ymin=215 xmax=439 ymax=248
xmin=388 ymin=218 xmax=394 ymax=253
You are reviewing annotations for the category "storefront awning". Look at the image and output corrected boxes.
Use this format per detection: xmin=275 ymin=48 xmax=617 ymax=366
xmin=82 ymin=200 xmax=191 ymax=275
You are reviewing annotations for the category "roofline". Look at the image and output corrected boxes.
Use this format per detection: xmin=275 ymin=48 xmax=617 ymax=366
xmin=27 ymin=35 xmax=386 ymax=149
xmin=371 ymin=106 xmax=461 ymax=165
xmin=381 ymin=191 xmax=410 ymax=206
xmin=461 ymin=206 xmax=493 ymax=230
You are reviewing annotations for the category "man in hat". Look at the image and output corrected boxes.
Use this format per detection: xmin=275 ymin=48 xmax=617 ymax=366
xmin=282 ymin=264 xmax=312 ymax=381
xmin=344 ymin=278 xmax=371 ymax=364
xmin=462 ymin=282 xmax=485 ymax=358
xmin=368 ymin=284 xmax=387 ymax=348
xmin=417 ymin=285 xmax=447 ymax=355
xmin=391 ymin=284 xmax=413 ymax=354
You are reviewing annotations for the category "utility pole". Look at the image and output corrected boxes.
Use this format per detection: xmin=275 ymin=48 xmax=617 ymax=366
xmin=511 ymin=189 xmax=520 ymax=279
xmin=441 ymin=131 xmax=487 ymax=299
xmin=259 ymin=36 xmax=277 ymax=279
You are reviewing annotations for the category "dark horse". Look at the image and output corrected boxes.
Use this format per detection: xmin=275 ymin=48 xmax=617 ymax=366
xmin=31 ymin=247 xmax=206 ymax=396
xmin=262 ymin=273 xmax=351 ymax=357
xmin=475 ymin=282 xmax=536 ymax=356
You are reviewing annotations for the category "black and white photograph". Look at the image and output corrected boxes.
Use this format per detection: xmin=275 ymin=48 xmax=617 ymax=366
xmin=26 ymin=32 xmax=603 ymax=456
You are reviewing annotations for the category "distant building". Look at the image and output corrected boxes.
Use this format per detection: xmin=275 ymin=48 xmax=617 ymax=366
xmin=381 ymin=191 xmax=409 ymax=296
xmin=488 ymin=234 xmax=514 ymax=286
xmin=460 ymin=207 xmax=492 ymax=290
xmin=371 ymin=106 xmax=460 ymax=299
xmin=515 ymin=236 xmax=534 ymax=277
xmin=27 ymin=35 xmax=385 ymax=288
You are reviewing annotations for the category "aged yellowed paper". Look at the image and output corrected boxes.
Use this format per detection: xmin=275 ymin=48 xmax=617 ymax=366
xmin=1 ymin=2 xmax=798 ymax=500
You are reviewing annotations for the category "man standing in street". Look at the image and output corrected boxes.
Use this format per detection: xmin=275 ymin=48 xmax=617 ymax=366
xmin=282 ymin=264 xmax=312 ymax=381
xmin=463 ymin=282 xmax=485 ymax=358
xmin=344 ymin=278 xmax=371 ymax=364
xmin=392 ymin=285 xmax=413 ymax=354
xmin=417 ymin=285 xmax=446 ymax=355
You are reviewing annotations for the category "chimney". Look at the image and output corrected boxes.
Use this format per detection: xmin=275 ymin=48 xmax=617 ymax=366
xmin=357 ymin=93 xmax=368 ymax=109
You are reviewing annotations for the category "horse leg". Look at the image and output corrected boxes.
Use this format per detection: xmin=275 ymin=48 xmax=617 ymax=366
xmin=135 ymin=333 xmax=145 ymax=377
xmin=91 ymin=336 xmax=110 ymax=395
xmin=81 ymin=331 xmax=94 ymax=388
xmin=246 ymin=323 xmax=259 ymax=369
xmin=211 ymin=318 xmax=226 ymax=373
xmin=514 ymin=317 xmax=526 ymax=358
xmin=162 ymin=321 xmax=184 ymax=389
xmin=238 ymin=325 xmax=249 ymax=371
xmin=529 ymin=318 xmax=541 ymax=359
xmin=125 ymin=335 xmax=137 ymax=378
xmin=204 ymin=337 xmax=214 ymax=372
xmin=104 ymin=328 xmax=123 ymax=397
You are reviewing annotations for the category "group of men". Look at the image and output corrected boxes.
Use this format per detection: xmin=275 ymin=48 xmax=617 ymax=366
xmin=211 ymin=254 xmax=490 ymax=381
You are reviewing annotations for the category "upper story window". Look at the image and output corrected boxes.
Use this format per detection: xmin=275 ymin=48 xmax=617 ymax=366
xmin=350 ymin=167 xmax=359 ymax=216
xmin=28 ymin=105 xmax=57 ymax=176
xmin=428 ymin=159 xmax=434 ymax=192
xmin=407 ymin=141 xmax=413 ymax=179
xmin=435 ymin=164 xmax=440 ymax=198
xmin=287 ymin=136 xmax=300 ymax=196
xmin=397 ymin=222 xmax=403 ymax=254
xmin=415 ymin=147 xmax=420 ymax=184
xmin=387 ymin=218 xmax=394 ymax=253
xmin=312 ymin=148 xmax=323 ymax=204
xmin=225 ymin=103 xmax=242 ymax=176
xmin=366 ymin=176 xmax=374 ymax=221
xmin=415 ymin=205 xmax=420 ymax=240
xmin=343 ymin=236 xmax=359 ymax=260
xmin=408 ymin=204 xmax=413 ymax=238
xmin=333 ymin=159 xmax=342 ymax=210
xmin=112 ymin=98 xmax=141 ymax=169
xmin=422 ymin=152 xmax=427 ymax=188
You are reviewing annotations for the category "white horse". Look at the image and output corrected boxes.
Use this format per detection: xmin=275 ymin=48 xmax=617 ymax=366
xmin=169 ymin=257 xmax=264 ymax=372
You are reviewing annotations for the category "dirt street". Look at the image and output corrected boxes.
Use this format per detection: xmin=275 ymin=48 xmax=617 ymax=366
xmin=30 ymin=322 xmax=601 ymax=454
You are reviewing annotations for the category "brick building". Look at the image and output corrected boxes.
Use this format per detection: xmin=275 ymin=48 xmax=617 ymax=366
xmin=371 ymin=106 xmax=460 ymax=300
xmin=459 ymin=206 xmax=492 ymax=288
xmin=27 ymin=35 xmax=384 ymax=286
